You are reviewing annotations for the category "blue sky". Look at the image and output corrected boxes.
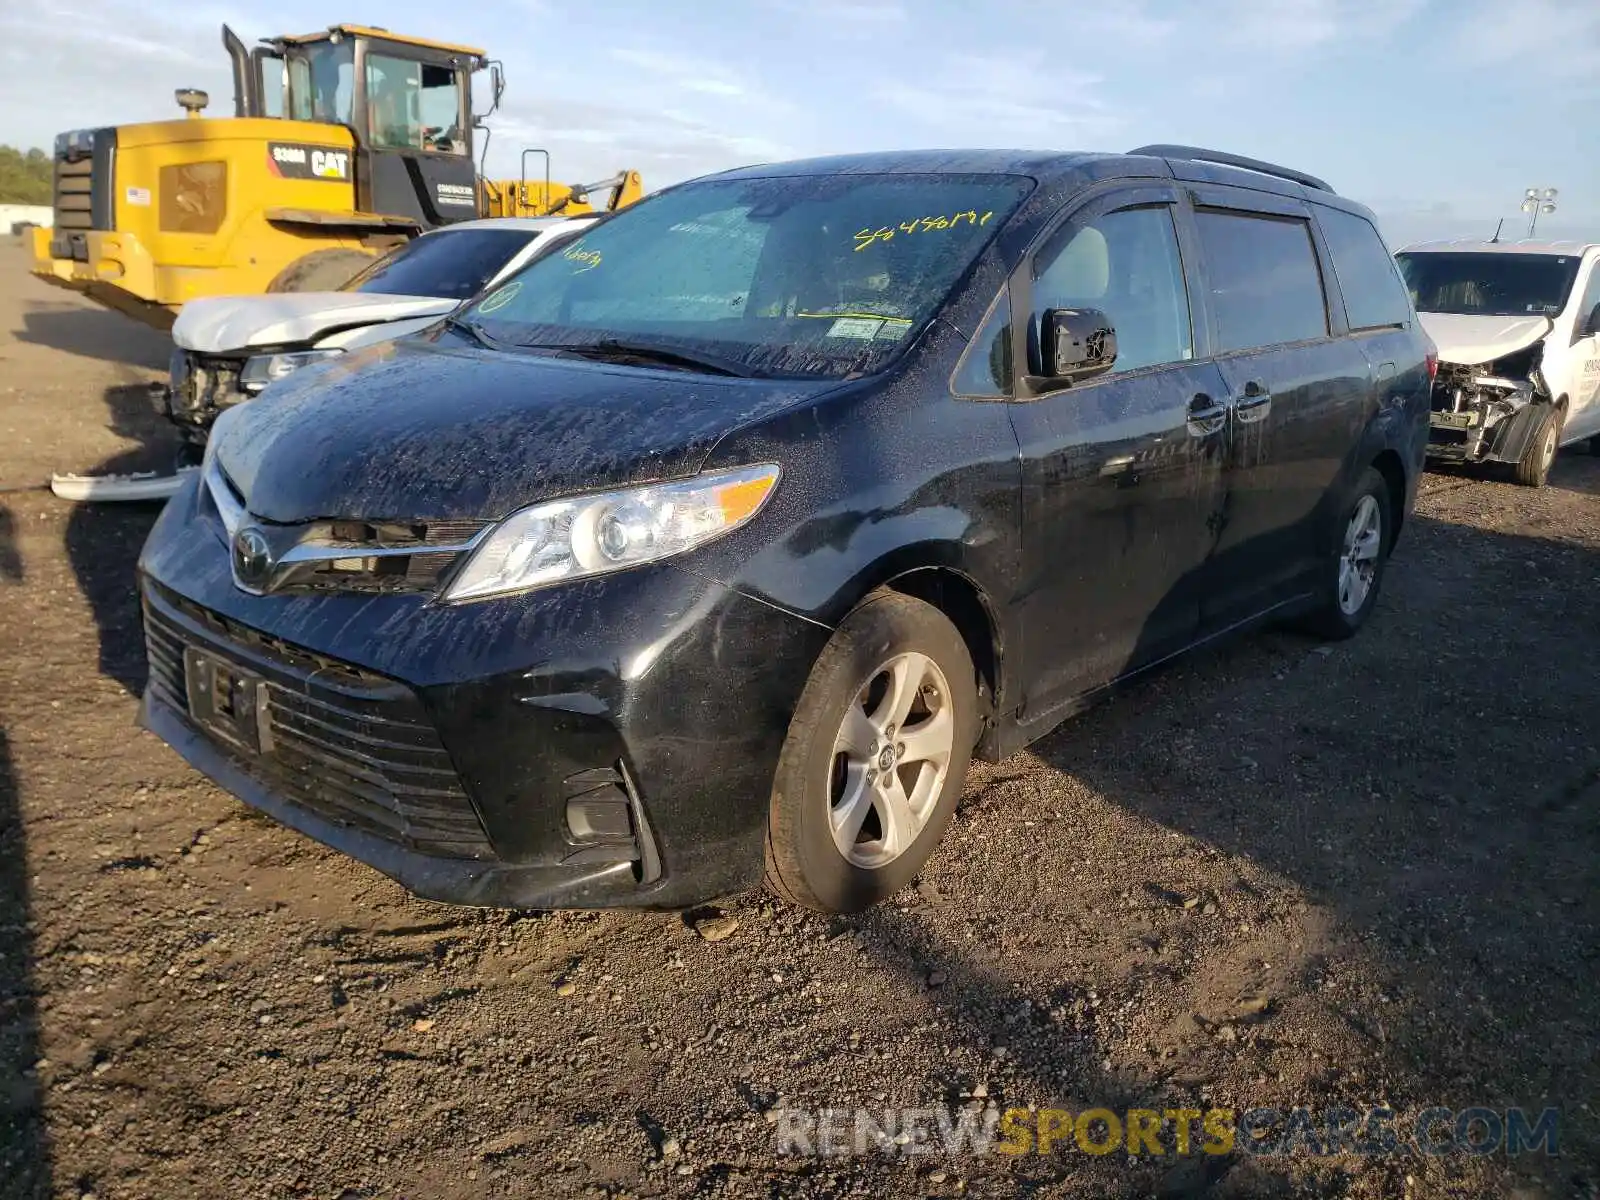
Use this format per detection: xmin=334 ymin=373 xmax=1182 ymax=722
xmin=3 ymin=0 xmax=1597 ymax=246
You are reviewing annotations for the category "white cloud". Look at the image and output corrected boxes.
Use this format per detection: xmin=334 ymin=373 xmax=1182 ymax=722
xmin=1444 ymin=0 xmax=1600 ymax=79
xmin=1072 ymin=1 xmax=1179 ymax=45
xmin=607 ymin=47 xmax=750 ymax=99
xmin=765 ymin=0 xmax=909 ymax=27
xmin=872 ymin=52 xmax=1119 ymax=145
xmin=1217 ymin=0 xmax=1427 ymax=52
xmin=484 ymin=98 xmax=793 ymax=186
xmin=0 ymin=3 xmax=241 ymax=140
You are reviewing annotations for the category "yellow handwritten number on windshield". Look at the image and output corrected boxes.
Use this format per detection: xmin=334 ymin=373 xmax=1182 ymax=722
xmin=853 ymin=210 xmax=994 ymax=252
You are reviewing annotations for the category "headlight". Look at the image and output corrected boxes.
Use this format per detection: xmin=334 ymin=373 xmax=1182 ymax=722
xmin=441 ymin=464 xmax=781 ymax=603
xmin=239 ymin=348 xmax=342 ymax=394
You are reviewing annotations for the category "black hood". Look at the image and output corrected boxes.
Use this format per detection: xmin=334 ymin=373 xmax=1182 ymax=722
xmin=212 ymin=337 xmax=831 ymax=523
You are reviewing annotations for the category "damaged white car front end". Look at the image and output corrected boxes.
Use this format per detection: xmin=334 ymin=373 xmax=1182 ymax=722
xmin=1420 ymin=312 xmax=1553 ymax=465
xmin=1397 ymin=240 xmax=1600 ymax=485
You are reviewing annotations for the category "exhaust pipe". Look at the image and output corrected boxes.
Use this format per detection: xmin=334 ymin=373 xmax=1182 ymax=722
xmin=222 ymin=24 xmax=256 ymax=117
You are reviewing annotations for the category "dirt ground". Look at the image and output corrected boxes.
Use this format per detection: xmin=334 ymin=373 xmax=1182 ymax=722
xmin=0 ymin=237 xmax=1597 ymax=1200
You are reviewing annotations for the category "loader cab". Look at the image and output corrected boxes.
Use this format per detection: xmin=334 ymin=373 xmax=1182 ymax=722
xmin=243 ymin=25 xmax=486 ymax=228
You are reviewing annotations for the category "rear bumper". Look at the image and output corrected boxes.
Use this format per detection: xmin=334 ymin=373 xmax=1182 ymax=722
xmin=31 ymin=229 xmax=181 ymax=330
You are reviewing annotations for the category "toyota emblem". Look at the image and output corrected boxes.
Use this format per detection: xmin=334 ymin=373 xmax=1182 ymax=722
xmin=232 ymin=526 xmax=274 ymax=587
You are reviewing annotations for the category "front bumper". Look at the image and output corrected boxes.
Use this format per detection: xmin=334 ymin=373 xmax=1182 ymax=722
xmin=136 ymin=478 xmax=831 ymax=909
xmin=1425 ymin=372 xmax=1545 ymax=466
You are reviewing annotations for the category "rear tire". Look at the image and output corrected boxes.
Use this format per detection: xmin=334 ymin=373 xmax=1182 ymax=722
xmin=764 ymin=592 xmax=977 ymax=914
xmin=1298 ymin=467 xmax=1393 ymax=641
xmin=265 ymin=248 xmax=375 ymax=294
xmin=1511 ymin=404 xmax=1563 ymax=487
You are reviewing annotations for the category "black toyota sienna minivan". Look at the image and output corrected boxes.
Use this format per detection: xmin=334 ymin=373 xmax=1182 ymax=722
xmin=138 ymin=146 xmax=1432 ymax=914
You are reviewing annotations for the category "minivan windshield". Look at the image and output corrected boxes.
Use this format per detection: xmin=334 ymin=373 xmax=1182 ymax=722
xmin=339 ymin=228 xmax=545 ymax=300
xmin=460 ymin=172 xmax=1032 ymax=378
xmin=1395 ymin=251 xmax=1581 ymax=317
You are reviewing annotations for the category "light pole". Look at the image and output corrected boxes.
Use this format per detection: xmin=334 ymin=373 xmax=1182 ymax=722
xmin=1521 ymin=187 xmax=1558 ymax=237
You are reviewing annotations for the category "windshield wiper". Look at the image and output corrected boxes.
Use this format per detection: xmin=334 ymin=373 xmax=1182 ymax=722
xmin=443 ymin=313 xmax=503 ymax=350
xmin=516 ymin=337 xmax=760 ymax=378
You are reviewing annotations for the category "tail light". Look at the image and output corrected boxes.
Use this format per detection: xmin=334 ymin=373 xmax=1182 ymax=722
xmin=1426 ymin=351 xmax=1438 ymax=380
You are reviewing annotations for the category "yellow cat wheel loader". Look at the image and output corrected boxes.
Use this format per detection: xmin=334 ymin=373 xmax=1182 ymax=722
xmin=31 ymin=24 xmax=643 ymax=330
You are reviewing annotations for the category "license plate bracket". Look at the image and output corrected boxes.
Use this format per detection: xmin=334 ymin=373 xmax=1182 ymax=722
xmin=184 ymin=648 xmax=273 ymax=755
xmin=1431 ymin=410 xmax=1479 ymax=430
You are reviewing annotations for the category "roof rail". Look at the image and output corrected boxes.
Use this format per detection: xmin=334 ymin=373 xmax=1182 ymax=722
xmin=1127 ymin=144 xmax=1333 ymax=194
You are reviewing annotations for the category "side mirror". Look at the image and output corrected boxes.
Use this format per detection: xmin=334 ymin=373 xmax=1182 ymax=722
xmin=1042 ymin=307 xmax=1117 ymax=382
xmin=474 ymin=61 xmax=505 ymax=124
xmin=1584 ymin=302 xmax=1600 ymax=338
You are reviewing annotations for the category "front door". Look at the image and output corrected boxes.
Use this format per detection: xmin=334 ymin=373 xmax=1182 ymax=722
xmin=1185 ymin=189 xmax=1370 ymax=629
xmin=1006 ymin=187 xmax=1229 ymax=719
xmin=1562 ymin=258 xmax=1600 ymax=440
xmin=357 ymin=47 xmax=479 ymax=226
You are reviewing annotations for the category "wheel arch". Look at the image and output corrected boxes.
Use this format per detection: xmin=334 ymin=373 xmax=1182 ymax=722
xmin=1368 ymin=448 xmax=1408 ymax=548
xmin=876 ymin=565 xmax=1002 ymax=710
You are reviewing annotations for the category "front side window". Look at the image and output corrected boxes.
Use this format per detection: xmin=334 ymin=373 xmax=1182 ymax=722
xmin=951 ymin=294 xmax=1012 ymax=396
xmin=340 ymin=228 xmax=540 ymax=300
xmin=1031 ymin=204 xmax=1193 ymax=375
xmin=463 ymin=173 xmax=1032 ymax=379
xmin=1195 ymin=211 xmax=1329 ymax=352
xmin=1395 ymin=252 xmax=1580 ymax=318
xmin=1317 ymin=207 xmax=1412 ymax=331
xmin=1575 ymin=263 xmax=1600 ymax=333
xmin=287 ymin=41 xmax=353 ymax=125
xmin=366 ymin=54 xmax=466 ymax=154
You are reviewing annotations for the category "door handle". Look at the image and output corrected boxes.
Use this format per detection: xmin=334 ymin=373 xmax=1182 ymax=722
xmin=1186 ymin=393 xmax=1227 ymax=437
xmin=1233 ymin=380 xmax=1272 ymax=424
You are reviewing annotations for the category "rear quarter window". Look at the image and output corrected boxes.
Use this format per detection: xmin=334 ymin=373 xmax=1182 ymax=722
xmin=1316 ymin=207 xmax=1413 ymax=331
xmin=1194 ymin=210 xmax=1329 ymax=352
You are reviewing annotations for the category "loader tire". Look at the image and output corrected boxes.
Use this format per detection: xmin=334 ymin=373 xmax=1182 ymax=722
xmin=266 ymin=249 xmax=375 ymax=294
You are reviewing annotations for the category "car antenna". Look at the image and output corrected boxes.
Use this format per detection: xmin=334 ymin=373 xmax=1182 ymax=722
xmin=1490 ymin=217 xmax=1504 ymax=244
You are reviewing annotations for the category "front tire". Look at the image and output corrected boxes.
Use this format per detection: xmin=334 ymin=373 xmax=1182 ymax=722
xmin=1511 ymin=404 xmax=1563 ymax=487
xmin=764 ymin=592 xmax=977 ymax=913
xmin=1298 ymin=467 xmax=1393 ymax=641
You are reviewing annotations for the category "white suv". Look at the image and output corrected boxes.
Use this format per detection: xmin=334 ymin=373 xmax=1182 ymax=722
xmin=1396 ymin=238 xmax=1600 ymax=486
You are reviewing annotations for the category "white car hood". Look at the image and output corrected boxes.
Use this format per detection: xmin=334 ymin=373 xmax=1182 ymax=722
xmin=1417 ymin=312 xmax=1552 ymax=366
xmin=171 ymin=291 xmax=455 ymax=354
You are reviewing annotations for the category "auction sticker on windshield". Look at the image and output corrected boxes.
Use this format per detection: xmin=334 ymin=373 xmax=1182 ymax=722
xmin=477 ymin=281 xmax=522 ymax=314
xmin=826 ymin=317 xmax=887 ymax=339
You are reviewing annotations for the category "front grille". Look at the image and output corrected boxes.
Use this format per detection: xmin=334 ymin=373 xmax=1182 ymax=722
xmin=297 ymin=519 xmax=490 ymax=594
xmin=142 ymin=583 xmax=492 ymax=860
xmin=51 ymin=127 xmax=115 ymax=238
xmin=53 ymin=156 xmax=94 ymax=232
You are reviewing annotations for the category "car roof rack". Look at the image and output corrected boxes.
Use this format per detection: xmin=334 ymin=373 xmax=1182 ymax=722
xmin=1127 ymin=144 xmax=1333 ymax=194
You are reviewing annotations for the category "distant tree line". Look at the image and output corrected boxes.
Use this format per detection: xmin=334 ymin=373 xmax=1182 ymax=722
xmin=0 ymin=146 xmax=51 ymax=205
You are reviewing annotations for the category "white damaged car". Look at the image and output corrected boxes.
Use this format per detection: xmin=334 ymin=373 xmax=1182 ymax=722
xmin=1396 ymin=238 xmax=1600 ymax=486
xmin=165 ymin=215 xmax=597 ymax=452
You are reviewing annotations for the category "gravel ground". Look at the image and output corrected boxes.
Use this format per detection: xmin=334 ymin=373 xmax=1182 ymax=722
xmin=1 ymin=239 xmax=1597 ymax=1199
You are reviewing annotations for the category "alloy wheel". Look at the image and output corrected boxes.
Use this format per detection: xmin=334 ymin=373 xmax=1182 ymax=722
xmin=827 ymin=652 xmax=954 ymax=869
xmin=1337 ymin=494 xmax=1382 ymax=616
